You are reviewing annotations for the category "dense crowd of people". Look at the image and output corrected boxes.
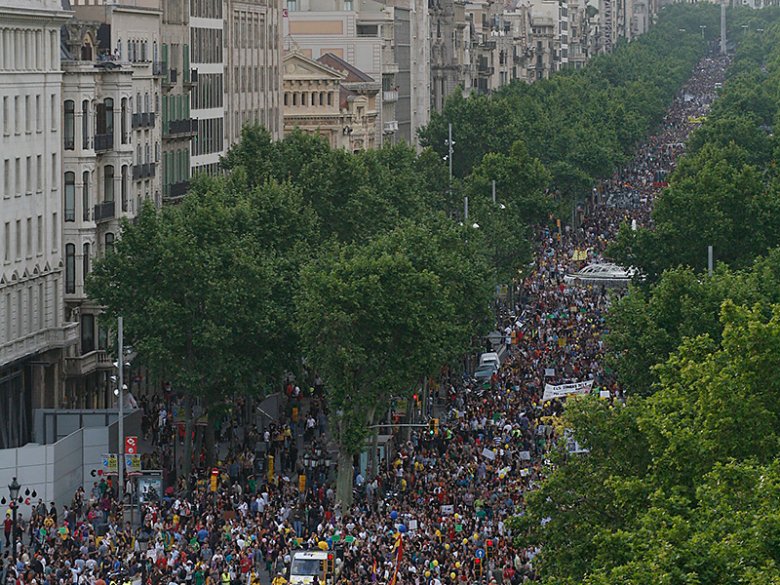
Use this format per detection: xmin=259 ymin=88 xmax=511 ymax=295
xmin=2 ymin=53 xmax=728 ymax=585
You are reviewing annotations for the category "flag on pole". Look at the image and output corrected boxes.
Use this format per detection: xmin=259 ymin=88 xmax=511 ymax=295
xmin=388 ymin=534 xmax=404 ymax=585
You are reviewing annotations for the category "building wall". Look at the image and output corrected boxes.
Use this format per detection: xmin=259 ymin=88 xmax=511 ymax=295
xmin=0 ymin=0 xmax=76 ymax=449
xmin=190 ymin=0 xmax=226 ymax=175
xmin=225 ymin=0 xmax=284 ymax=144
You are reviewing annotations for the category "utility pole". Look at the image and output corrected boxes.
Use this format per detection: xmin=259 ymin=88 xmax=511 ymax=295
xmin=464 ymin=196 xmax=469 ymax=221
xmin=447 ymin=123 xmax=453 ymax=184
xmin=118 ymin=316 xmax=124 ymax=505
xmin=708 ymin=245 xmax=714 ymax=277
xmin=720 ymin=0 xmax=727 ymax=55
xmin=492 ymin=180 xmax=496 ymax=204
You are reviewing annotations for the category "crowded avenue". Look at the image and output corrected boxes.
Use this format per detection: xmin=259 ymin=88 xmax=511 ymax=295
xmin=2 ymin=53 xmax=729 ymax=585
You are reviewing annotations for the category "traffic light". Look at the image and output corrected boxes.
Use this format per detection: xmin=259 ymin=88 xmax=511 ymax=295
xmin=210 ymin=468 xmax=219 ymax=492
xmin=433 ymin=418 xmax=440 ymax=436
xmin=413 ymin=393 xmax=420 ymax=408
xmin=486 ymin=539 xmax=494 ymax=559
xmin=325 ymin=553 xmax=335 ymax=577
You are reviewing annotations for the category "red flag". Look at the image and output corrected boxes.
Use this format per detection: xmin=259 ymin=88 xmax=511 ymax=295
xmin=388 ymin=534 xmax=403 ymax=585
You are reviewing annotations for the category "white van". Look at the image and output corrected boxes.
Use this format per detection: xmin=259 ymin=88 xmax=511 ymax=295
xmin=479 ymin=352 xmax=501 ymax=370
xmin=289 ymin=550 xmax=334 ymax=585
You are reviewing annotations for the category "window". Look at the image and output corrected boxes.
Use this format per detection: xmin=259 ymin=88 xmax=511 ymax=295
xmin=64 ymin=100 xmax=75 ymax=149
xmin=64 ymin=171 xmax=75 ymax=221
xmin=82 ymin=100 xmax=89 ymax=148
xmin=3 ymin=159 xmax=7 ymax=196
xmin=25 ymin=156 xmax=31 ymax=194
xmin=15 ymin=219 xmax=21 ymax=259
xmin=82 ymin=242 xmax=90 ymax=282
xmin=14 ymin=96 xmax=19 ymax=134
xmin=25 ymin=95 xmax=31 ymax=133
xmin=2 ymin=96 xmax=8 ymax=135
xmin=121 ymin=98 xmax=128 ymax=144
xmin=104 ymin=232 xmax=114 ymax=253
xmin=14 ymin=158 xmax=20 ymax=195
xmin=36 ymin=215 xmax=42 ymax=255
xmin=81 ymin=313 xmax=95 ymax=354
xmin=52 ymin=212 xmax=57 ymax=252
xmin=104 ymin=165 xmax=114 ymax=202
xmin=121 ymin=165 xmax=128 ymax=211
xmin=36 ymin=155 xmax=42 ymax=192
xmin=35 ymin=95 xmax=41 ymax=132
xmin=65 ymin=243 xmax=75 ymax=294
xmin=96 ymin=98 xmax=114 ymax=137
xmin=51 ymin=153 xmax=57 ymax=189
xmin=82 ymin=171 xmax=90 ymax=221
xmin=3 ymin=222 xmax=9 ymax=262
xmin=38 ymin=283 xmax=43 ymax=330
xmin=50 ymin=93 xmax=56 ymax=131
xmin=26 ymin=218 xmax=31 ymax=257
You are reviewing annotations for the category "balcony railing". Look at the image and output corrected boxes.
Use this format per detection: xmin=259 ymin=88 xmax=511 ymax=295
xmin=165 ymin=118 xmax=198 ymax=137
xmin=93 ymin=200 xmax=115 ymax=222
xmin=184 ymin=68 xmax=199 ymax=85
xmin=167 ymin=180 xmax=190 ymax=199
xmin=94 ymin=133 xmax=114 ymax=152
xmin=152 ymin=61 xmax=167 ymax=77
xmin=163 ymin=68 xmax=178 ymax=87
xmin=65 ymin=349 xmax=113 ymax=378
xmin=131 ymin=112 xmax=156 ymax=129
xmin=383 ymin=90 xmax=399 ymax=103
xmin=64 ymin=137 xmax=75 ymax=150
xmin=132 ymin=163 xmax=156 ymax=181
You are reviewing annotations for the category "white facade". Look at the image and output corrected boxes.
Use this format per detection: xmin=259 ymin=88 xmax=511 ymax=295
xmin=60 ymin=18 xmax=135 ymax=409
xmin=0 ymin=0 xmax=78 ymax=449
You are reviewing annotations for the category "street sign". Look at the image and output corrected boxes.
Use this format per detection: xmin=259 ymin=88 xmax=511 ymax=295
xmin=125 ymin=436 xmax=138 ymax=454
xmin=475 ymin=548 xmax=485 ymax=560
xmin=102 ymin=453 xmax=118 ymax=474
xmin=125 ymin=454 xmax=141 ymax=473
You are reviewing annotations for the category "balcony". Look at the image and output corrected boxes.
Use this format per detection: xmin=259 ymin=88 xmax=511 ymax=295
xmin=94 ymin=133 xmax=114 ymax=152
xmin=166 ymin=180 xmax=190 ymax=199
xmin=478 ymin=65 xmax=495 ymax=76
xmin=0 ymin=323 xmax=79 ymax=368
xmin=152 ymin=61 xmax=167 ymax=77
xmin=383 ymin=90 xmax=399 ymax=103
xmin=65 ymin=349 xmax=113 ymax=378
xmin=165 ymin=118 xmax=198 ymax=138
xmin=383 ymin=120 xmax=399 ymax=134
xmin=131 ymin=112 xmax=156 ymax=129
xmin=163 ymin=68 xmax=178 ymax=88
xmin=184 ymin=68 xmax=199 ymax=86
xmin=132 ymin=163 xmax=156 ymax=181
xmin=93 ymin=200 xmax=115 ymax=223
xmin=64 ymin=137 xmax=75 ymax=150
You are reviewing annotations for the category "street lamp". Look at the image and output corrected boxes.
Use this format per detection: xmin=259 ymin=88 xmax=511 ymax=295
xmin=8 ymin=477 xmax=20 ymax=567
xmin=700 ymin=25 xmax=706 ymax=39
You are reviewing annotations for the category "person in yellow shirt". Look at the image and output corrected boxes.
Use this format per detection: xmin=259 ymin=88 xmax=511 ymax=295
xmin=271 ymin=572 xmax=288 ymax=585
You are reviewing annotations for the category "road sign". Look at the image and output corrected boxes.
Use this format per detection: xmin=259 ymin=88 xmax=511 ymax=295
xmin=125 ymin=436 xmax=138 ymax=454
xmin=475 ymin=548 xmax=485 ymax=560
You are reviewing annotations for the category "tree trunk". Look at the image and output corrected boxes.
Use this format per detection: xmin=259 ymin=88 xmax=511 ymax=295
xmin=205 ymin=407 xmax=218 ymax=468
xmin=182 ymin=394 xmax=194 ymax=484
xmin=335 ymin=449 xmax=353 ymax=511
xmin=367 ymin=405 xmax=378 ymax=479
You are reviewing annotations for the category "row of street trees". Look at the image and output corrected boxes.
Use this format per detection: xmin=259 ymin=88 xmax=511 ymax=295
xmin=514 ymin=12 xmax=780 ymax=583
xmin=87 ymin=5 xmax=723 ymax=505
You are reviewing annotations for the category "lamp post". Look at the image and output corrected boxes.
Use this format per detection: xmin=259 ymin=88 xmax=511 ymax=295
xmin=700 ymin=24 xmax=706 ymax=39
xmin=8 ymin=477 xmax=20 ymax=568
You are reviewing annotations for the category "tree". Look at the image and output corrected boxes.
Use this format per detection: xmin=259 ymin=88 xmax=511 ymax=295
xmin=88 ymin=178 xmax=317 ymax=474
xmin=295 ymin=220 xmax=492 ymax=506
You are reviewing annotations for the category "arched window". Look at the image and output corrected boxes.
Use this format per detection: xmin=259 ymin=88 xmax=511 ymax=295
xmin=64 ymin=171 xmax=75 ymax=221
xmin=104 ymin=98 xmax=114 ymax=134
xmin=292 ymin=93 xmax=298 ymax=106
xmin=82 ymin=243 xmax=90 ymax=282
xmin=65 ymin=243 xmax=75 ymax=293
xmin=104 ymin=232 xmax=115 ymax=253
xmin=104 ymin=165 xmax=114 ymax=202
xmin=82 ymin=170 xmax=90 ymax=221
xmin=284 ymin=93 xmax=289 ymax=106
xmin=64 ymin=100 xmax=75 ymax=150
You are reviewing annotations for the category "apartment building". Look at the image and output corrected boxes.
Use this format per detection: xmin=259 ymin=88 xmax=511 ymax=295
xmin=161 ymin=0 xmax=196 ymax=201
xmin=430 ymin=0 xmax=470 ymax=112
xmin=225 ymin=0 xmax=284 ymax=146
xmin=60 ymin=17 xmax=136 ymax=409
xmin=0 ymin=0 xmax=76 ymax=448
